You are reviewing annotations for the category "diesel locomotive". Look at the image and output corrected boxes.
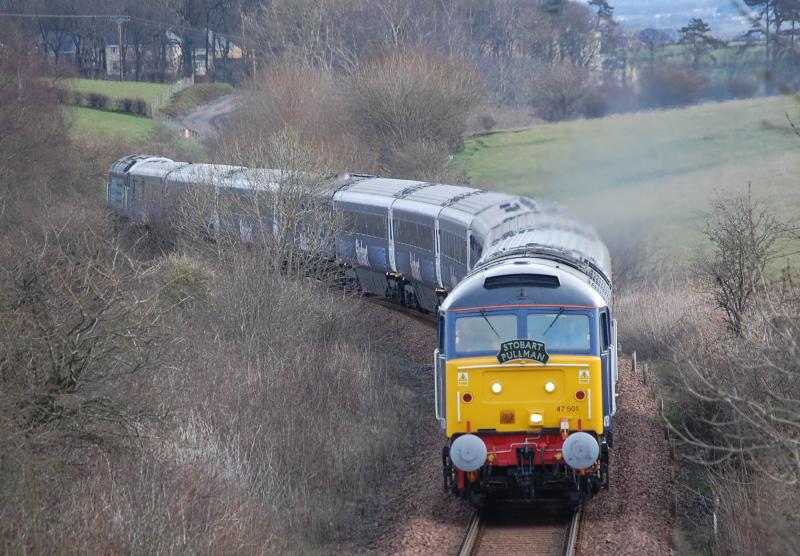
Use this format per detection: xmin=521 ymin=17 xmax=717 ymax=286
xmin=108 ymin=155 xmax=617 ymax=507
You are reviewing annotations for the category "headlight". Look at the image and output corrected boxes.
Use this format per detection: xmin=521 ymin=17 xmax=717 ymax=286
xmin=529 ymin=412 xmax=543 ymax=425
xmin=544 ymin=381 xmax=556 ymax=393
xmin=491 ymin=382 xmax=502 ymax=394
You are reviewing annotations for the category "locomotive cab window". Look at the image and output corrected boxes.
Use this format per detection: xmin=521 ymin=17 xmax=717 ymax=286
xmin=526 ymin=312 xmax=591 ymax=352
xmin=455 ymin=313 xmax=517 ymax=354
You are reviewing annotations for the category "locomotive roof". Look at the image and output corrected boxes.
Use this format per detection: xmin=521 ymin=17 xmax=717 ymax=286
xmin=128 ymin=158 xmax=185 ymax=178
xmin=440 ymin=258 xmax=608 ymax=312
xmin=482 ymin=224 xmax=611 ymax=278
xmin=110 ymin=154 xmax=157 ymax=174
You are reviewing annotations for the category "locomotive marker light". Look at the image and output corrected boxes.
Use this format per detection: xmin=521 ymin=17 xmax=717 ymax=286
xmin=450 ymin=434 xmax=488 ymax=472
xmin=544 ymin=381 xmax=556 ymax=393
xmin=491 ymin=382 xmax=503 ymax=394
xmin=529 ymin=412 xmax=544 ymax=425
xmin=562 ymin=431 xmax=600 ymax=470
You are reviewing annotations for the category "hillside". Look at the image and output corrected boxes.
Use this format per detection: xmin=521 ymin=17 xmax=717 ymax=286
xmin=577 ymin=0 xmax=750 ymax=35
xmin=456 ymin=95 xmax=800 ymax=261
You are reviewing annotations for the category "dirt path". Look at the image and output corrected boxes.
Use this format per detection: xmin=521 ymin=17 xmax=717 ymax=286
xmin=175 ymin=94 xmax=239 ymax=140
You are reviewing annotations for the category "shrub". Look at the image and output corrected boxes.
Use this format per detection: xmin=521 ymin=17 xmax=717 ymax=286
xmin=529 ymin=62 xmax=592 ymax=122
xmin=133 ymin=98 xmax=149 ymax=117
xmin=479 ymin=113 xmax=497 ymax=132
xmin=639 ymin=63 xmax=707 ymax=108
xmin=345 ymin=48 xmax=484 ymax=172
xmin=724 ymin=77 xmax=759 ymax=99
xmin=158 ymin=254 xmax=213 ymax=305
xmin=71 ymin=89 xmax=85 ymax=106
xmin=582 ymin=86 xmax=609 ymax=118
xmin=86 ymin=92 xmax=109 ymax=110
xmin=117 ymin=97 xmax=135 ymax=114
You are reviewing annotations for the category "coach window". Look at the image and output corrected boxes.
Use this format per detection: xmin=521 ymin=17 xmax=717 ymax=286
xmin=395 ymin=219 xmax=434 ymax=251
xmin=347 ymin=211 xmax=386 ymax=239
xmin=441 ymin=230 xmax=466 ymax=263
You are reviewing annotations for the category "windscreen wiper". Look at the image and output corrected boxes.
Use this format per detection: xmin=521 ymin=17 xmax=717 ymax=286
xmin=542 ymin=308 xmax=565 ymax=337
xmin=479 ymin=309 xmax=501 ymax=339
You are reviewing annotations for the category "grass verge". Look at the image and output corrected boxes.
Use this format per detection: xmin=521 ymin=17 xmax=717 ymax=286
xmin=160 ymin=83 xmax=235 ymax=118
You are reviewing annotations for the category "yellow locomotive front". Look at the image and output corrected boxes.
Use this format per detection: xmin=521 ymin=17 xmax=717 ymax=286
xmin=435 ymin=260 xmax=616 ymax=507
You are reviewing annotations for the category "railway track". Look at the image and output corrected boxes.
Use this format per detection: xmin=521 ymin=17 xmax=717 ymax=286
xmin=458 ymin=504 xmax=581 ymax=556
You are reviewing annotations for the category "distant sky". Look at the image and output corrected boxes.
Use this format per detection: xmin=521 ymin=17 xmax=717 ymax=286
xmin=577 ymin=0 xmax=756 ymax=36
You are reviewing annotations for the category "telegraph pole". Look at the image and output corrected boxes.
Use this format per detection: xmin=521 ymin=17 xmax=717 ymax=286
xmin=111 ymin=16 xmax=129 ymax=81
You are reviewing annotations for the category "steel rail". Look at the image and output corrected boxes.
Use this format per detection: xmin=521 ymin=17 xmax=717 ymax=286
xmin=457 ymin=512 xmax=482 ymax=556
xmin=458 ymin=504 xmax=582 ymax=556
xmin=563 ymin=505 xmax=582 ymax=556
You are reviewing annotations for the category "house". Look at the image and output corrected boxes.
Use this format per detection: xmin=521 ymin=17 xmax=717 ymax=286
xmin=105 ymin=30 xmax=242 ymax=79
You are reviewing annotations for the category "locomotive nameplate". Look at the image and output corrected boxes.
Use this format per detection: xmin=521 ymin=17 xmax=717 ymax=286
xmin=496 ymin=339 xmax=549 ymax=364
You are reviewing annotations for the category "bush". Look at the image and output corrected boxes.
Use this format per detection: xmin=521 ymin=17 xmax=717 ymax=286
xmin=529 ymin=62 xmax=592 ymax=122
xmin=71 ymin=89 xmax=85 ymax=106
xmin=117 ymin=97 xmax=135 ymax=114
xmin=639 ymin=63 xmax=707 ymax=108
xmin=133 ymin=98 xmax=149 ymax=116
xmin=159 ymin=254 xmax=213 ymax=305
xmin=345 ymin=48 xmax=484 ymax=172
xmin=582 ymin=86 xmax=609 ymax=119
xmin=723 ymin=77 xmax=759 ymax=99
xmin=478 ymin=113 xmax=497 ymax=132
xmin=86 ymin=92 xmax=110 ymax=110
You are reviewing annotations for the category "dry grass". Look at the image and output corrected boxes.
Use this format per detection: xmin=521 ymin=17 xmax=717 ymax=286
xmin=0 ymin=209 xmax=422 ymax=553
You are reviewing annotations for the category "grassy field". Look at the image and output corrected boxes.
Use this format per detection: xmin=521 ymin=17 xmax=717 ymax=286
xmin=64 ymin=78 xmax=171 ymax=104
xmin=68 ymin=106 xmax=162 ymax=142
xmin=456 ymin=95 xmax=800 ymax=261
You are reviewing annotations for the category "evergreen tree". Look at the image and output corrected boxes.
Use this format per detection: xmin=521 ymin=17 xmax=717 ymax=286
xmin=588 ymin=0 xmax=614 ymax=25
xmin=678 ymin=18 xmax=725 ymax=69
xmin=539 ymin=0 xmax=567 ymax=15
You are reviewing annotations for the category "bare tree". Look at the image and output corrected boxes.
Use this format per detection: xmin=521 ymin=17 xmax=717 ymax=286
xmin=638 ymin=27 xmax=670 ymax=66
xmin=529 ymin=61 xmax=592 ymax=121
xmin=0 ymin=212 xmax=169 ymax=447
xmin=696 ymin=186 xmax=796 ymax=335
xmin=345 ymin=48 xmax=483 ymax=173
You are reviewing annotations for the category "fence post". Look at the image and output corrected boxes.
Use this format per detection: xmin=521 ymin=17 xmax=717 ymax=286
xmin=643 ymin=362 xmax=648 ymax=385
xmin=632 ymin=351 xmax=637 ymax=375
